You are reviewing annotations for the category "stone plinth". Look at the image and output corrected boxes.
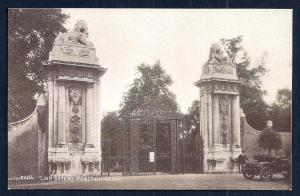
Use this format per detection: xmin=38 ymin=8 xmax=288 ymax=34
xmin=43 ymin=20 xmax=106 ymax=176
xmin=195 ymin=43 xmax=241 ymax=173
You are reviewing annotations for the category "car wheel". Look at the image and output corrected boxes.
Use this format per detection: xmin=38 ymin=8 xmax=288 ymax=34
xmin=260 ymin=166 xmax=273 ymax=181
xmin=243 ymin=172 xmax=255 ymax=180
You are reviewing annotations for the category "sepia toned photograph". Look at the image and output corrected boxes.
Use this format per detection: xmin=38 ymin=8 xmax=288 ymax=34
xmin=8 ymin=8 xmax=292 ymax=190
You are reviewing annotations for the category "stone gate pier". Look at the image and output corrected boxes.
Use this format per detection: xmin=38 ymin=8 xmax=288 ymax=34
xmin=195 ymin=43 xmax=242 ymax=173
xmin=43 ymin=20 xmax=106 ymax=176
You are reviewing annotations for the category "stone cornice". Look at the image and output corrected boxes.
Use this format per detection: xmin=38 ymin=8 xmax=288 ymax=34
xmin=43 ymin=60 xmax=107 ymax=78
xmin=195 ymin=78 xmax=241 ymax=87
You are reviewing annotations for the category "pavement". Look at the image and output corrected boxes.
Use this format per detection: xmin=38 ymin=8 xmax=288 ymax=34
xmin=8 ymin=173 xmax=292 ymax=190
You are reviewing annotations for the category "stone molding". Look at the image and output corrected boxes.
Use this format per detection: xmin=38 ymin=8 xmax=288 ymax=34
xmin=48 ymin=154 xmax=72 ymax=163
xmin=199 ymin=81 xmax=240 ymax=95
xmin=44 ymin=62 xmax=106 ymax=82
xmin=81 ymin=153 xmax=101 ymax=163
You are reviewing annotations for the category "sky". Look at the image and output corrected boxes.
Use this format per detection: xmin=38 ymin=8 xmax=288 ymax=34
xmin=62 ymin=9 xmax=292 ymax=114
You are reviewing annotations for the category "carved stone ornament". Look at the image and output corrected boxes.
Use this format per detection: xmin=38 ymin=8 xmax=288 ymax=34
xmin=202 ymin=66 xmax=209 ymax=75
xmin=70 ymin=115 xmax=80 ymax=125
xmin=222 ymin=130 xmax=228 ymax=144
xmin=71 ymin=135 xmax=80 ymax=143
xmin=59 ymin=67 xmax=96 ymax=80
xmin=54 ymin=20 xmax=93 ymax=47
xmin=79 ymin=48 xmax=90 ymax=57
xmin=69 ymin=85 xmax=83 ymax=143
xmin=220 ymin=98 xmax=229 ymax=114
xmin=70 ymin=110 xmax=82 ymax=143
xmin=70 ymin=86 xmax=83 ymax=104
xmin=214 ymin=64 xmax=234 ymax=74
xmin=219 ymin=96 xmax=229 ymax=144
xmin=61 ymin=46 xmax=74 ymax=55
xmin=207 ymin=43 xmax=232 ymax=65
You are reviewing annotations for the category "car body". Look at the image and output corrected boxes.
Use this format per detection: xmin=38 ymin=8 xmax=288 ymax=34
xmin=242 ymin=155 xmax=291 ymax=181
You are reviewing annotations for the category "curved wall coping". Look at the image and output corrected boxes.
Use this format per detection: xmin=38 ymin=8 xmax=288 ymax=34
xmin=241 ymin=113 xmax=290 ymax=134
xmin=241 ymin=115 xmax=261 ymax=133
xmin=8 ymin=93 xmax=48 ymax=127
xmin=9 ymin=104 xmax=38 ymax=127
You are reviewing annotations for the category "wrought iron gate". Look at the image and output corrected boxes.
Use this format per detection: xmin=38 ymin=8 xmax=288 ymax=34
xmin=101 ymin=110 xmax=204 ymax=176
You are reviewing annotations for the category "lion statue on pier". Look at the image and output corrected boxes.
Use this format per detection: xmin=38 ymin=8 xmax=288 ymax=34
xmin=208 ymin=43 xmax=232 ymax=64
xmin=54 ymin=20 xmax=93 ymax=47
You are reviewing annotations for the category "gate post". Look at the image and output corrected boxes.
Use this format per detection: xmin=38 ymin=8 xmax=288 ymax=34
xmin=195 ymin=42 xmax=242 ymax=173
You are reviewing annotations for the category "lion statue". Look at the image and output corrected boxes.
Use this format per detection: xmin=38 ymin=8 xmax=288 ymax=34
xmin=54 ymin=20 xmax=93 ymax=47
xmin=208 ymin=43 xmax=231 ymax=64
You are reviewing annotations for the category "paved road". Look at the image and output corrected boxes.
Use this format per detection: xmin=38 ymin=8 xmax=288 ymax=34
xmin=9 ymin=174 xmax=291 ymax=190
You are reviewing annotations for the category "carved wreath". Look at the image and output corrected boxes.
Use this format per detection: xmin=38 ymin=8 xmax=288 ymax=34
xmin=70 ymin=86 xmax=83 ymax=104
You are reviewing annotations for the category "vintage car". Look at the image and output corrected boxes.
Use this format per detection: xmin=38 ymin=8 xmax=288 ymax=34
xmin=242 ymin=155 xmax=291 ymax=181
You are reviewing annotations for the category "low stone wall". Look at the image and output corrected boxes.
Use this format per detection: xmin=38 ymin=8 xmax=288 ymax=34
xmin=240 ymin=116 xmax=291 ymax=160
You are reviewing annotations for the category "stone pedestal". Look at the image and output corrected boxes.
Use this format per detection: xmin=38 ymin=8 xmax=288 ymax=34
xmin=195 ymin=43 xmax=242 ymax=173
xmin=43 ymin=20 xmax=107 ymax=176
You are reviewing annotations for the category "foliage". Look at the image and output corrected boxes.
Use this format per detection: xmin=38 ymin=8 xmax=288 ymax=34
xmin=183 ymin=100 xmax=200 ymax=133
xmin=101 ymin=112 xmax=123 ymax=158
xmin=8 ymin=9 xmax=69 ymax=122
xmin=179 ymin=128 xmax=203 ymax=173
xmin=179 ymin=100 xmax=202 ymax=173
xmin=120 ymin=61 xmax=179 ymax=115
xmin=269 ymin=88 xmax=292 ymax=132
xmin=258 ymin=129 xmax=282 ymax=155
xmin=118 ymin=61 xmax=179 ymax=171
xmin=221 ymin=36 xmax=269 ymax=130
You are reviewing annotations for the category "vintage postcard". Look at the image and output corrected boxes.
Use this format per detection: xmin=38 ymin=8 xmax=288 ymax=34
xmin=8 ymin=8 xmax=292 ymax=190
